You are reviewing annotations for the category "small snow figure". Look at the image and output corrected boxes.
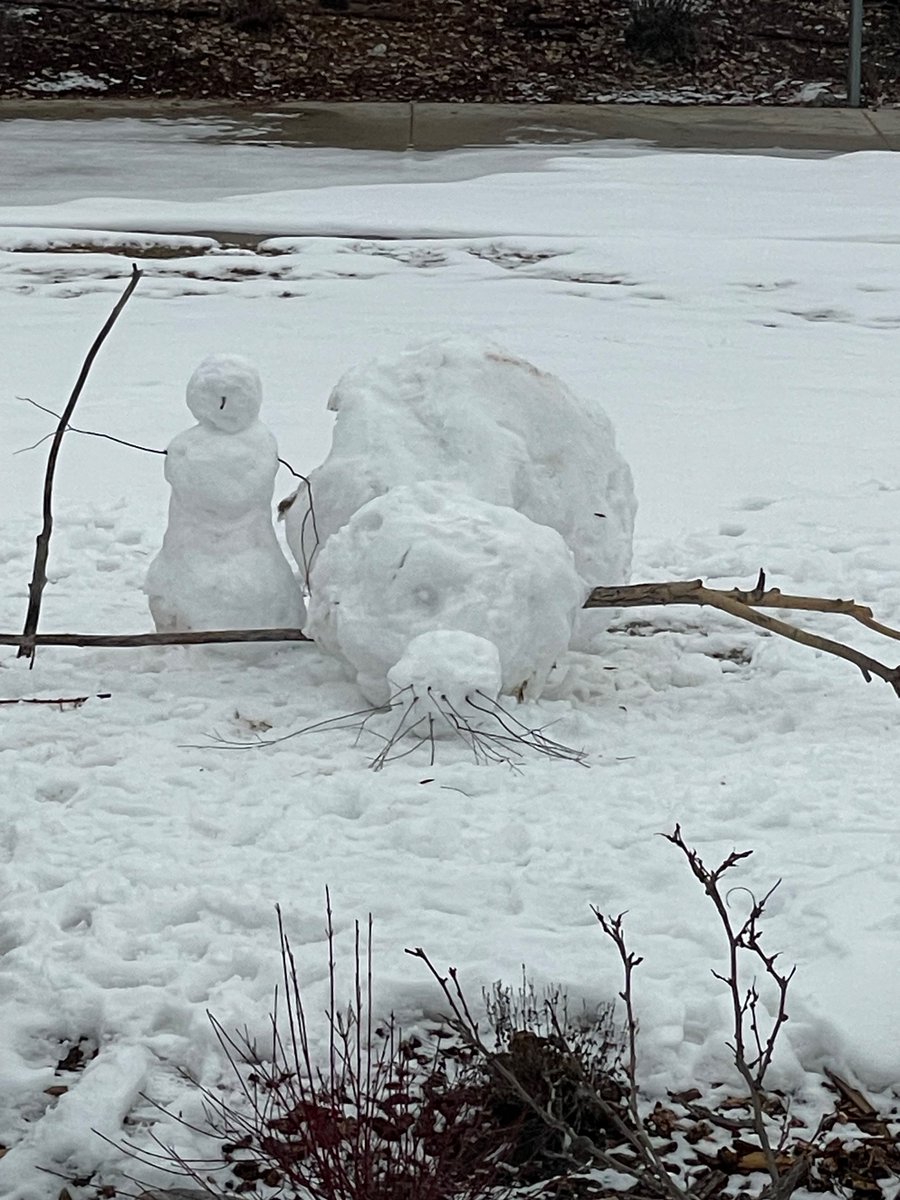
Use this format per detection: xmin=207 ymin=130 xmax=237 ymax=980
xmin=144 ymin=354 xmax=304 ymax=634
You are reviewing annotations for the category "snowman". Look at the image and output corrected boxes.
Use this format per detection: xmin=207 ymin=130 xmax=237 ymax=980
xmin=144 ymin=354 xmax=305 ymax=633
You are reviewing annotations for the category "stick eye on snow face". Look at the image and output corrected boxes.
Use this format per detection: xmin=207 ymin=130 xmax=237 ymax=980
xmin=220 ymin=396 xmax=227 ymax=409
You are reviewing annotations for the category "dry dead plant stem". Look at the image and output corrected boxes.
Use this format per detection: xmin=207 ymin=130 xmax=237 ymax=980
xmin=587 ymin=570 xmax=900 ymax=695
xmin=18 ymin=264 xmax=143 ymax=665
xmin=663 ymin=826 xmax=800 ymax=1196
xmin=589 ymin=910 xmax=685 ymax=1200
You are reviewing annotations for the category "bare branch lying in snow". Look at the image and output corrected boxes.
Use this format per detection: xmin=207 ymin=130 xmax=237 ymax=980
xmin=0 ymin=692 xmax=110 ymax=708
xmin=0 ymin=629 xmax=311 ymax=648
xmin=3 ymin=570 xmax=899 ymax=707
xmin=586 ymin=569 xmax=900 ymax=696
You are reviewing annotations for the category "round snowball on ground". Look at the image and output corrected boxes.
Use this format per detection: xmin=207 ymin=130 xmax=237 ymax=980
xmin=306 ymin=481 xmax=584 ymax=706
xmin=285 ymin=335 xmax=636 ymax=606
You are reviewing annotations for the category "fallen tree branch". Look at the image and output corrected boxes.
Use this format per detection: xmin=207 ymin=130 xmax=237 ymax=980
xmin=4 ymin=572 xmax=898 ymax=699
xmin=0 ymin=692 xmax=110 ymax=707
xmin=586 ymin=570 xmax=900 ymax=696
xmin=1 ymin=628 xmax=310 ymax=648
xmin=18 ymin=265 xmax=143 ymax=666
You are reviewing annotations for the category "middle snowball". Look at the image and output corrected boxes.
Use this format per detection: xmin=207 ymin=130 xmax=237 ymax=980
xmin=306 ymin=481 xmax=586 ymax=707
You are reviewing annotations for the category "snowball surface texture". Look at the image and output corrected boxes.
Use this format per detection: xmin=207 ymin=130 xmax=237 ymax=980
xmin=285 ymin=335 xmax=636 ymax=599
xmin=145 ymin=355 xmax=304 ymax=632
xmin=305 ymin=481 xmax=585 ymax=705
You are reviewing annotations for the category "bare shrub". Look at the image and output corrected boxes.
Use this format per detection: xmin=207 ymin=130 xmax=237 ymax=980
xmin=119 ymin=899 xmax=517 ymax=1198
xmin=112 ymin=856 xmax=899 ymax=1200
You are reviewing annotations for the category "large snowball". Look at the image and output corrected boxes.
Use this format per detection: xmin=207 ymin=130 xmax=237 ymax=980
xmin=306 ymin=482 xmax=585 ymax=706
xmin=186 ymin=353 xmax=262 ymax=434
xmin=285 ymin=336 xmax=636 ymax=598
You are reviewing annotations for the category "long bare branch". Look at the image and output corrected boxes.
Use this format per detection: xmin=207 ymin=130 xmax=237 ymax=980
xmin=4 ymin=572 xmax=899 ymax=699
xmin=0 ymin=628 xmax=311 ymax=648
xmin=587 ymin=573 xmax=900 ymax=641
xmin=18 ymin=265 xmax=143 ymax=665
xmin=586 ymin=571 xmax=900 ymax=696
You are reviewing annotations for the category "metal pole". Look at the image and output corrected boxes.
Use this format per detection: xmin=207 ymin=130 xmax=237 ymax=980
xmin=848 ymin=0 xmax=864 ymax=107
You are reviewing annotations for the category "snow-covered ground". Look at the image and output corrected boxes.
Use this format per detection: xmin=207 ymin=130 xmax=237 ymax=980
xmin=1 ymin=120 xmax=899 ymax=1198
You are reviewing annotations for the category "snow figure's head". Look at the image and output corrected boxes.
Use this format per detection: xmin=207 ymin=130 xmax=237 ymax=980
xmin=186 ymin=354 xmax=262 ymax=434
xmin=387 ymin=630 xmax=502 ymax=739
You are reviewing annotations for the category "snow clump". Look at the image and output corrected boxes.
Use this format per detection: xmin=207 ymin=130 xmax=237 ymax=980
xmin=305 ymin=481 xmax=585 ymax=706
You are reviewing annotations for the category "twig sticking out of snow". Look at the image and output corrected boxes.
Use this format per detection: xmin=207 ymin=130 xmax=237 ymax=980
xmin=277 ymin=481 xmax=321 ymax=593
xmin=660 ymin=826 xmax=809 ymax=1198
xmin=18 ymin=264 xmax=143 ymax=666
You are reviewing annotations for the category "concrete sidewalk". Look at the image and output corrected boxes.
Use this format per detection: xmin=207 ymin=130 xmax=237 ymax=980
xmin=2 ymin=99 xmax=898 ymax=152
xmin=413 ymin=103 xmax=900 ymax=152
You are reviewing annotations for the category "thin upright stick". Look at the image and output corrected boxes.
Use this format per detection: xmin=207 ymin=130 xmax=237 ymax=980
xmin=18 ymin=265 xmax=143 ymax=664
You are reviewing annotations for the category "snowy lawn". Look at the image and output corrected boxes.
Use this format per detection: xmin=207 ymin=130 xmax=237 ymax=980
xmin=0 ymin=123 xmax=899 ymax=1197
